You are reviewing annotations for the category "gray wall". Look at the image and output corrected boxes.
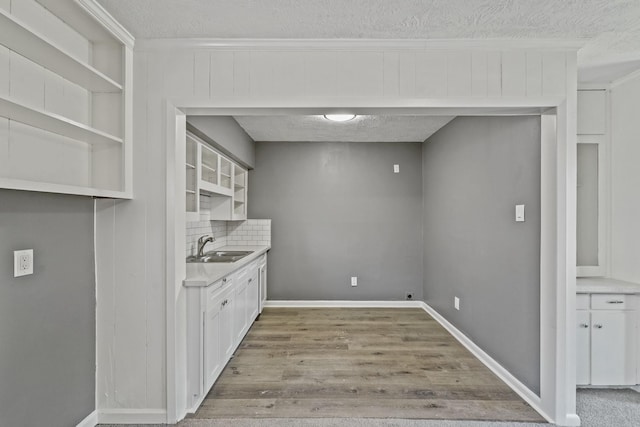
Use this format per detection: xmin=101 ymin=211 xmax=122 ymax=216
xmin=187 ymin=116 xmax=256 ymax=168
xmin=422 ymin=116 xmax=541 ymax=394
xmin=0 ymin=190 xmax=95 ymax=427
xmin=249 ymin=141 xmax=423 ymax=300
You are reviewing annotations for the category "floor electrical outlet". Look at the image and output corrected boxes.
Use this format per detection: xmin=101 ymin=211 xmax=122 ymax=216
xmin=14 ymin=249 xmax=34 ymax=277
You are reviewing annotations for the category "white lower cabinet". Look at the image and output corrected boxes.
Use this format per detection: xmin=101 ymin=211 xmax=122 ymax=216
xmin=576 ymin=293 xmax=638 ymax=386
xmin=186 ymin=256 xmax=265 ymax=412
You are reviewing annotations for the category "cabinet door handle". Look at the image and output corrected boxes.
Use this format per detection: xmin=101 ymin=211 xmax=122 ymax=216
xmin=593 ymin=324 xmax=603 ymax=329
xmin=579 ymin=323 xmax=589 ymax=328
xmin=223 ymin=278 xmax=227 ymax=283
xmin=607 ymin=300 xmax=624 ymax=304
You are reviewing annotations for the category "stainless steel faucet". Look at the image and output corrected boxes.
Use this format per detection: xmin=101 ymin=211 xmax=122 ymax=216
xmin=197 ymin=235 xmax=215 ymax=257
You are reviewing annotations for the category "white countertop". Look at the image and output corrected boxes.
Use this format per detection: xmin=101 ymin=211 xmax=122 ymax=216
xmin=577 ymin=277 xmax=640 ymax=294
xmin=183 ymin=245 xmax=270 ymax=287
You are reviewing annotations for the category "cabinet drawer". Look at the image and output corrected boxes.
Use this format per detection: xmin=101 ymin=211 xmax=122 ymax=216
xmin=576 ymin=294 xmax=590 ymax=310
xmin=591 ymin=294 xmax=635 ymax=310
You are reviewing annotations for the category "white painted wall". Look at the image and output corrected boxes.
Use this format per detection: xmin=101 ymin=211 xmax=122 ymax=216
xmin=95 ymin=41 xmax=579 ymax=425
xmin=610 ymin=72 xmax=640 ymax=283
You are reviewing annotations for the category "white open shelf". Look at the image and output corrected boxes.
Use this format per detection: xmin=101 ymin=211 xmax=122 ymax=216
xmin=0 ymin=8 xmax=122 ymax=93
xmin=0 ymin=95 xmax=123 ymax=146
xmin=0 ymin=176 xmax=132 ymax=199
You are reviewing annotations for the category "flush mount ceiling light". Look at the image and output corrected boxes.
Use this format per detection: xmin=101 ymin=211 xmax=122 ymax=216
xmin=324 ymin=114 xmax=356 ymax=122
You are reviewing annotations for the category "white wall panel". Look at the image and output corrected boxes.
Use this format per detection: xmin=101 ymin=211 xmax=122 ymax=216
xmin=526 ymin=52 xmax=543 ymax=97
xmin=383 ymin=52 xmax=400 ymax=97
xmin=502 ymin=51 xmax=526 ymax=97
xmin=163 ymin=52 xmax=195 ymax=98
xmin=142 ymin=51 xmax=167 ymax=410
xmin=10 ymin=53 xmax=45 ymax=108
xmin=415 ymin=52 xmax=447 ymax=97
xmin=304 ymin=51 xmax=337 ymax=97
xmin=471 ymin=51 xmax=488 ymax=97
xmin=250 ymin=51 xmax=306 ymax=97
xmin=398 ymin=51 xmax=416 ymax=97
xmin=610 ymin=74 xmax=640 ymax=283
xmin=194 ymin=52 xmax=210 ymax=97
xmin=447 ymin=51 xmax=472 ymax=97
xmin=542 ymin=52 xmax=567 ymax=96
xmin=210 ymin=51 xmax=234 ymax=98
xmin=0 ymin=45 xmax=8 ymax=96
xmin=335 ymin=51 xmax=384 ymax=97
xmin=487 ymin=51 xmax=502 ymax=97
xmin=233 ymin=52 xmax=251 ymax=96
xmin=0 ymin=117 xmax=8 ymax=173
xmin=0 ymin=0 xmax=8 ymax=11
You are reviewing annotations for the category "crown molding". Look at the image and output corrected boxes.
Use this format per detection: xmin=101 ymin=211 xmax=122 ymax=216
xmin=135 ymin=37 xmax=584 ymax=52
xmin=75 ymin=0 xmax=135 ymax=48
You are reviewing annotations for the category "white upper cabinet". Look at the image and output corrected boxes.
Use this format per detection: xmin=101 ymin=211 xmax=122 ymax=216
xmin=0 ymin=0 xmax=133 ymax=198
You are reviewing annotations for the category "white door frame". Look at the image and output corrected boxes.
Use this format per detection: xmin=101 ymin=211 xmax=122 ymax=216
xmin=164 ymin=98 xmax=577 ymax=425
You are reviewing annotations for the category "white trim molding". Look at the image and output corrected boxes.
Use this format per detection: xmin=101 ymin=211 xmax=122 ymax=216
xmin=75 ymin=410 xmax=98 ymax=427
xmin=265 ymin=300 xmax=424 ymax=308
xmin=97 ymin=408 xmax=167 ymax=424
xmin=76 ymin=0 xmax=135 ymax=47
xmin=418 ymin=302 xmax=555 ymax=424
xmin=136 ymin=37 xmax=584 ymax=52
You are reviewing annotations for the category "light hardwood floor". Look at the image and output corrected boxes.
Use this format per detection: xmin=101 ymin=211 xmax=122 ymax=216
xmin=191 ymin=308 xmax=545 ymax=422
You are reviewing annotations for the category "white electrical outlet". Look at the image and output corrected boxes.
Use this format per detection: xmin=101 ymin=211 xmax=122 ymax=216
xmin=454 ymin=296 xmax=460 ymax=310
xmin=14 ymin=249 xmax=34 ymax=277
xmin=515 ymin=204 xmax=525 ymax=222
xmin=351 ymin=276 xmax=358 ymax=287
xmin=393 ymin=164 xmax=400 ymax=173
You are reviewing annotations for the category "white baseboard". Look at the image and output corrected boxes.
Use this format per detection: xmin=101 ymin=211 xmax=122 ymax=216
xmin=418 ymin=301 xmax=554 ymax=424
xmin=98 ymin=408 xmax=167 ymax=424
xmin=76 ymin=410 xmax=98 ymax=427
xmin=265 ymin=300 xmax=423 ymax=308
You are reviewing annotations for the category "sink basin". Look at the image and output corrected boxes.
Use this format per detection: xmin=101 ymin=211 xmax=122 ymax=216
xmin=187 ymin=250 xmax=253 ymax=263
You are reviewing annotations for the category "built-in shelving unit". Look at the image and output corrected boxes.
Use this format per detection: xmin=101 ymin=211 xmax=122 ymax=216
xmin=0 ymin=0 xmax=134 ymax=198
xmin=0 ymin=8 xmax=122 ymax=92
xmin=232 ymin=165 xmax=247 ymax=220
xmin=185 ymin=131 xmax=248 ymax=221
xmin=186 ymin=134 xmax=198 ymax=220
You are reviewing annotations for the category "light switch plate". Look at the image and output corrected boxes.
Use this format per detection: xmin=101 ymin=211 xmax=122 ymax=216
xmin=393 ymin=164 xmax=400 ymax=173
xmin=515 ymin=204 xmax=525 ymax=222
xmin=351 ymin=276 xmax=358 ymax=287
xmin=454 ymin=296 xmax=460 ymax=310
xmin=14 ymin=249 xmax=33 ymax=277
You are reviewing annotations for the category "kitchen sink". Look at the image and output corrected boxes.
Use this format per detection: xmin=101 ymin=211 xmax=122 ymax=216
xmin=186 ymin=250 xmax=253 ymax=263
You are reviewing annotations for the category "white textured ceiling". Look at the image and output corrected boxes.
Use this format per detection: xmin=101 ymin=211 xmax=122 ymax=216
xmin=99 ymin=0 xmax=640 ymax=71
xmin=233 ymin=115 xmax=455 ymax=142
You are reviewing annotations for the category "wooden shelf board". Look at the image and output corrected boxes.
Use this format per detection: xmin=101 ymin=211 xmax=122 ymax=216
xmin=186 ymin=190 xmax=196 ymax=194
xmin=201 ymin=163 xmax=216 ymax=173
xmin=200 ymin=180 xmax=233 ymax=197
xmin=186 ymin=162 xmax=196 ymax=169
xmin=0 ymin=176 xmax=131 ymax=199
xmin=0 ymin=9 xmax=122 ymax=93
xmin=221 ymin=172 xmax=231 ymax=178
xmin=0 ymin=95 xmax=123 ymax=146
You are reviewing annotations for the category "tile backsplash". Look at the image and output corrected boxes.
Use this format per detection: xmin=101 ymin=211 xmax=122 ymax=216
xmin=186 ymin=217 xmax=271 ymax=256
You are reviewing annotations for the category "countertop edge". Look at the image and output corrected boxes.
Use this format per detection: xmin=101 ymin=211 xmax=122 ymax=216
xmin=183 ymin=245 xmax=270 ymax=288
xmin=577 ymin=277 xmax=640 ymax=294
